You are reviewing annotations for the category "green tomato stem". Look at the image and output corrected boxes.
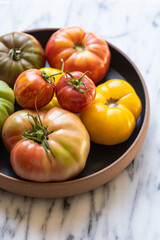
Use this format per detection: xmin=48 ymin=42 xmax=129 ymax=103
xmin=65 ymin=71 xmax=90 ymax=93
xmin=8 ymin=40 xmax=32 ymax=61
xmin=41 ymin=59 xmax=64 ymax=84
xmin=21 ymin=102 xmax=55 ymax=163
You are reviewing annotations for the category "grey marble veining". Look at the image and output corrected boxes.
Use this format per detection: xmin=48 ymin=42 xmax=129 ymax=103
xmin=0 ymin=0 xmax=159 ymax=239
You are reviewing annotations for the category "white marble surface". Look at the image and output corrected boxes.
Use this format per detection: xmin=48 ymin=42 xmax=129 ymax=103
xmin=0 ymin=0 xmax=159 ymax=239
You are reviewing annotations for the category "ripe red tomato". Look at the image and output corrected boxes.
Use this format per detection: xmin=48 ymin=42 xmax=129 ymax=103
xmin=45 ymin=26 xmax=111 ymax=84
xmin=14 ymin=69 xmax=56 ymax=109
xmin=2 ymin=108 xmax=90 ymax=182
xmin=56 ymin=71 xmax=96 ymax=113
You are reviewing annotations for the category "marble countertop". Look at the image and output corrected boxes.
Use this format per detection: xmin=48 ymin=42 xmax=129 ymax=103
xmin=0 ymin=0 xmax=159 ymax=239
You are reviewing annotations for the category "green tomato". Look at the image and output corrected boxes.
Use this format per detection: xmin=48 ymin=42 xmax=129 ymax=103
xmin=0 ymin=80 xmax=15 ymax=135
xmin=0 ymin=32 xmax=45 ymax=88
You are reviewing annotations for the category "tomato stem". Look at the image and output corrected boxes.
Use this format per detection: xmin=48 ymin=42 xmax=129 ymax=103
xmin=21 ymin=102 xmax=55 ymax=163
xmin=8 ymin=40 xmax=32 ymax=61
xmin=74 ymin=42 xmax=85 ymax=52
xmin=65 ymin=71 xmax=90 ymax=93
xmin=41 ymin=59 xmax=64 ymax=84
xmin=106 ymin=98 xmax=119 ymax=107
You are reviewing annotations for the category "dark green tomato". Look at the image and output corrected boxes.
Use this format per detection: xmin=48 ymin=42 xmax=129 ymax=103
xmin=0 ymin=32 xmax=45 ymax=88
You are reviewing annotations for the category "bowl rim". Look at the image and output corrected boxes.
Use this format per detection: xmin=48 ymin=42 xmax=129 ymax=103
xmin=0 ymin=28 xmax=150 ymax=197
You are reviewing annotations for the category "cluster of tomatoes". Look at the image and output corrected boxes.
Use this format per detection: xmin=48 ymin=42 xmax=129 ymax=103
xmin=0 ymin=26 xmax=142 ymax=182
xmin=13 ymin=26 xmax=111 ymax=114
xmin=14 ymin=61 xmax=97 ymax=113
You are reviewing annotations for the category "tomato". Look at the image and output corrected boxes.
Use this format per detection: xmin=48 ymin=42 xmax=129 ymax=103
xmin=0 ymin=81 xmax=15 ymax=135
xmin=14 ymin=67 xmax=64 ymax=109
xmin=80 ymin=79 xmax=142 ymax=145
xmin=41 ymin=96 xmax=61 ymax=111
xmin=39 ymin=67 xmax=65 ymax=110
xmin=45 ymin=26 xmax=111 ymax=84
xmin=0 ymin=32 xmax=45 ymax=88
xmin=2 ymin=107 xmax=90 ymax=182
xmin=56 ymin=71 xmax=96 ymax=113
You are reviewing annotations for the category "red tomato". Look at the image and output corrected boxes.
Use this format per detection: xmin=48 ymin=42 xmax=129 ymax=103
xmin=2 ymin=108 xmax=90 ymax=182
xmin=56 ymin=71 xmax=96 ymax=113
xmin=45 ymin=26 xmax=111 ymax=84
xmin=14 ymin=69 xmax=56 ymax=109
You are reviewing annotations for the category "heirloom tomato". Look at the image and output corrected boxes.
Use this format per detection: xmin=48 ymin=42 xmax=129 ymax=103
xmin=45 ymin=26 xmax=111 ymax=84
xmin=14 ymin=67 xmax=63 ymax=109
xmin=2 ymin=107 xmax=90 ymax=182
xmin=39 ymin=67 xmax=65 ymax=110
xmin=56 ymin=71 xmax=96 ymax=113
xmin=0 ymin=80 xmax=15 ymax=135
xmin=80 ymin=79 xmax=142 ymax=145
xmin=0 ymin=32 xmax=45 ymax=88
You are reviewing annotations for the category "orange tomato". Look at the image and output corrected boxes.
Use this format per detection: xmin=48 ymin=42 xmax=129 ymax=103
xmin=45 ymin=26 xmax=111 ymax=84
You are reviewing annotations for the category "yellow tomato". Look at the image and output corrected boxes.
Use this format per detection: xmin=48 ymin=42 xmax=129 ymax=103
xmin=80 ymin=79 xmax=142 ymax=145
xmin=41 ymin=95 xmax=61 ymax=110
xmin=39 ymin=67 xmax=65 ymax=110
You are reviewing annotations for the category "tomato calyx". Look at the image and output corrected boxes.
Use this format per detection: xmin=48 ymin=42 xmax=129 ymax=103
xmin=41 ymin=59 xmax=64 ymax=84
xmin=8 ymin=49 xmax=22 ymax=61
xmin=65 ymin=71 xmax=90 ymax=93
xmin=74 ymin=42 xmax=85 ymax=52
xmin=8 ymin=40 xmax=31 ymax=61
xmin=41 ymin=71 xmax=56 ymax=84
xmin=21 ymin=107 xmax=55 ymax=162
xmin=106 ymin=98 xmax=119 ymax=108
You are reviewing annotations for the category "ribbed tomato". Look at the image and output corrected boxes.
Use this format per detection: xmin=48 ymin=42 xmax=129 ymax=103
xmin=45 ymin=26 xmax=111 ymax=84
xmin=0 ymin=32 xmax=45 ymax=88
xmin=2 ymin=107 xmax=90 ymax=182
xmin=80 ymin=79 xmax=142 ymax=145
